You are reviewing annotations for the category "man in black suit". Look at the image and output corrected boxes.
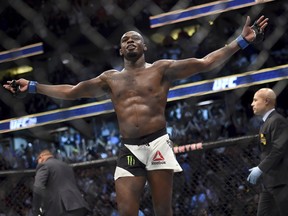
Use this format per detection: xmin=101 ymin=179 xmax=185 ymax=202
xmin=32 ymin=149 xmax=90 ymax=216
xmin=247 ymin=88 xmax=288 ymax=216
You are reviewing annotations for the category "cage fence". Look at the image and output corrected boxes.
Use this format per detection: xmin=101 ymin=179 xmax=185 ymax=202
xmin=0 ymin=135 xmax=262 ymax=216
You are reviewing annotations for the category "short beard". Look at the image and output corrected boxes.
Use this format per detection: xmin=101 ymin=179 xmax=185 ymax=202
xmin=125 ymin=51 xmax=140 ymax=61
xmin=126 ymin=51 xmax=138 ymax=58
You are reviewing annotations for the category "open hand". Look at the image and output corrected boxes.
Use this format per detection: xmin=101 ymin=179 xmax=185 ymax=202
xmin=241 ymin=15 xmax=269 ymax=43
xmin=3 ymin=78 xmax=29 ymax=94
xmin=247 ymin=166 xmax=263 ymax=185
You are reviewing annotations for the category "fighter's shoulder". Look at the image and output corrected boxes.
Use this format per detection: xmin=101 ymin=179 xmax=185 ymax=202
xmin=100 ymin=69 xmax=121 ymax=78
xmin=153 ymin=59 xmax=174 ymax=66
xmin=151 ymin=60 xmax=175 ymax=71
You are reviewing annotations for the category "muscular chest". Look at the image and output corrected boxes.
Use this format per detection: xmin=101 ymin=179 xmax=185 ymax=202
xmin=109 ymin=70 xmax=167 ymax=99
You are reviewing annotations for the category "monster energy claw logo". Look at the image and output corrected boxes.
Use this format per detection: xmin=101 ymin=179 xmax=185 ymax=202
xmin=127 ymin=155 xmax=135 ymax=166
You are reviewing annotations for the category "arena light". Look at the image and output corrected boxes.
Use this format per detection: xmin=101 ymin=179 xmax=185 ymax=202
xmin=197 ymin=100 xmax=214 ymax=106
xmin=10 ymin=65 xmax=33 ymax=75
xmin=171 ymin=29 xmax=182 ymax=40
xmin=0 ymin=65 xmax=33 ymax=80
xmin=184 ymin=26 xmax=199 ymax=37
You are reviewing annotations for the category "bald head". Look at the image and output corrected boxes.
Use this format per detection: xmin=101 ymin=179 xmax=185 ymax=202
xmin=37 ymin=149 xmax=53 ymax=163
xmin=251 ymin=88 xmax=276 ymax=116
xmin=256 ymin=88 xmax=276 ymax=106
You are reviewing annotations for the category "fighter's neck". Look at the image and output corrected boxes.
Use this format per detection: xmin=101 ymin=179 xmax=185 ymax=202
xmin=123 ymin=57 xmax=147 ymax=70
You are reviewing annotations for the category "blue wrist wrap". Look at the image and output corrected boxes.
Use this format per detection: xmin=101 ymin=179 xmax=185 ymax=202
xmin=236 ymin=35 xmax=250 ymax=49
xmin=28 ymin=81 xmax=38 ymax=93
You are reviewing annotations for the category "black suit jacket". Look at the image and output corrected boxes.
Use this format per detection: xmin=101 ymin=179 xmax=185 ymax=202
xmin=258 ymin=110 xmax=288 ymax=188
xmin=32 ymin=157 xmax=90 ymax=216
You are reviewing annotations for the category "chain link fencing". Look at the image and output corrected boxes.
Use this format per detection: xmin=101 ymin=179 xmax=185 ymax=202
xmin=0 ymin=135 xmax=261 ymax=216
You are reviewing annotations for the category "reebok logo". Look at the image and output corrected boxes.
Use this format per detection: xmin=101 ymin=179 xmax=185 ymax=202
xmin=152 ymin=151 xmax=166 ymax=165
xmin=153 ymin=151 xmax=164 ymax=161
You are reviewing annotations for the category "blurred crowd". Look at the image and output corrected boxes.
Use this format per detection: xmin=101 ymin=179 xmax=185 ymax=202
xmin=2 ymin=94 xmax=288 ymax=170
xmin=0 ymin=97 xmax=262 ymax=171
xmin=0 ymin=127 xmax=268 ymax=216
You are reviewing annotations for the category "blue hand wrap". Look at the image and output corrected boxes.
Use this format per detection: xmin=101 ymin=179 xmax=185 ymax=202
xmin=28 ymin=81 xmax=38 ymax=94
xmin=236 ymin=35 xmax=250 ymax=49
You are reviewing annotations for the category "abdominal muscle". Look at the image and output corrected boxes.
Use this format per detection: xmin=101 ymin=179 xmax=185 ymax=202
xmin=113 ymin=95 xmax=167 ymax=139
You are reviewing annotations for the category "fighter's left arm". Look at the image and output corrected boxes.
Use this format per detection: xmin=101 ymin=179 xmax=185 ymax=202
xmin=165 ymin=15 xmax=268 ymax=81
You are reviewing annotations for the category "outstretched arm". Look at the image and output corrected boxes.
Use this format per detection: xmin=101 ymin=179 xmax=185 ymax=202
xmin=165 ymin=15 xmax=269 ymax=81
xmin=3 ymin=74 xmax=109 ymax=100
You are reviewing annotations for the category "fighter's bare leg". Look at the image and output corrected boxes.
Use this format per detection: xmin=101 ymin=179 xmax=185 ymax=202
xmin=147 ymin=169 xmax=174 ymax=216
xmin=115 ymin=176 xmax=146 ymax=216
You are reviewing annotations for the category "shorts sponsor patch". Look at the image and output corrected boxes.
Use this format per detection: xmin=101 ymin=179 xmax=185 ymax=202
xmin=127 ymin=155 xmax=136 ymax=166
xmin=151 ymin=150 xmax=166 ymax=165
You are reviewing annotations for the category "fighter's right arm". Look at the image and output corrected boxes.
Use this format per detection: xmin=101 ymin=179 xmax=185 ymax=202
xmin=3 ymin=74 xmax=109 ymax=100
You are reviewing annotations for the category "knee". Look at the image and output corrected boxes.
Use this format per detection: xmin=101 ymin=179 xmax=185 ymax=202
xmin=153 ymin=206 xmax=172 ymax=216
xmin=117 ymin=203 xmax=139 ymax=216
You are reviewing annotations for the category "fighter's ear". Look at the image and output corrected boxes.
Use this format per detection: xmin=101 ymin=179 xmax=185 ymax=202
xmin=119 ymin=49 xmax=123 ymax=56
xmin=144 ymin=43 xmax=147 ymax=51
